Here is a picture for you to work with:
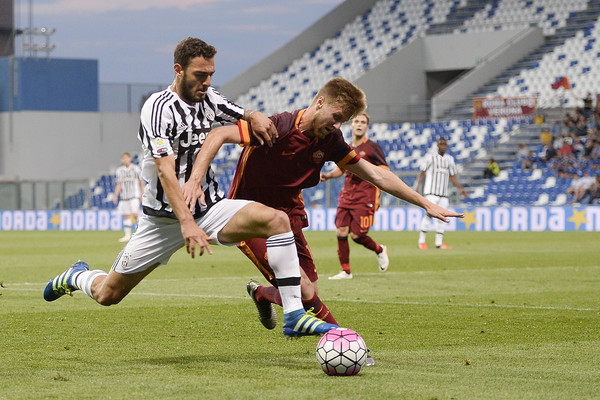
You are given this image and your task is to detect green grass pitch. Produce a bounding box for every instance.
[1,230,599,399]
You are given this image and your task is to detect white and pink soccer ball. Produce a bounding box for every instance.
[315,327,367,376]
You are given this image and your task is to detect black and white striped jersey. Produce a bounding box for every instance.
[138,86,244,219]
[115,164,142,200]
[420,152,457,198]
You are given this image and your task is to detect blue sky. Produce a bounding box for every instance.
[14,0,344,86]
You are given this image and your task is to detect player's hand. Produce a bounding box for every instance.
[320,172,328,183]
[181,220,212,258]
[425,204,464,223]
[182,180,206,212]
[461,189,468,198]
[249,111,278,147]
[113,197,118,205]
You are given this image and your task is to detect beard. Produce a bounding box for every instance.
[179,73,204,104]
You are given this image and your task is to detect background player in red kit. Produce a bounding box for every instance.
[182,78,463,332]
[320,112,389,280]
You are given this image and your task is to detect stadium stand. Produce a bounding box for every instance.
[63,0,600,210]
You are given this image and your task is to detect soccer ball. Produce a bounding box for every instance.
[315,327,367,376]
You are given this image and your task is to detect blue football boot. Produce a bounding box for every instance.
[43,260,89,302]
[282,309,338,338]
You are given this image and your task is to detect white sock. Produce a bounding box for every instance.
[435,219,445,247]
[123,219,132,237]
[74,269,108,299]
[418,216,429,244]
[435,232,444,247]
[266,231,303,314]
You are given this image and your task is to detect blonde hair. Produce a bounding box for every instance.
[312,78,367,120]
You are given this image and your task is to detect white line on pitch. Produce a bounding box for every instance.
[5,264,600,287]
[9,287,596,312]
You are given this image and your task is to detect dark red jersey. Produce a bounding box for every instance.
[337,137,388,210]
[229,109,359,226]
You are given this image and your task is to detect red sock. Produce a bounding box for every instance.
[255,285,282,306]
[353,235,382,254]
[337,236,350,265]
[303,293,338,325]
[341,263,351,273]
[256,285,338,325]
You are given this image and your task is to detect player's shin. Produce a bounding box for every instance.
[265,231,304,314]
[352,235,382,253]
[303,294,338,325]
[74,270,108,299]
[337,236,350,266]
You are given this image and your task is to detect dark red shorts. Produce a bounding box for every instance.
[237,228,318,285]
[335,206,375,235]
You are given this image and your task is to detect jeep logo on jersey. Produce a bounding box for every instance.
[179,130,207,148]
[312,150,325,163]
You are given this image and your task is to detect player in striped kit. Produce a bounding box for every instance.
[416,137,468,250]
[43,37,339,339]
[113,152,144,242]
[320,113,390,280]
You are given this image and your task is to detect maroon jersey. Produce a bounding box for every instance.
[229,109,359,227]
[337,137,388,210]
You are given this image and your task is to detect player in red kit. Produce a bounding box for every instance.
[182,78,463,334]
[320,113,389,280]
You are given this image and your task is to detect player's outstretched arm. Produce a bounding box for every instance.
[154,155,212,257]
[344,159,464,222]
[182,125,241,210]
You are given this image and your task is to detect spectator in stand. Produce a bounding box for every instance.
[584,132,598,158]
[522,150,537,171]
[517,143,530,163]
[483,158,499,179]
[583,93,594,119]
[534,111,545,125]
[541,138,557,163]
[540,126,553,145]
[572,137,585,159]
[586,175,600,204]
[550,120,561,137]
[573,108,588,136]
[558,139,573,156]
[566,173,581,199]
[572,171,595,203]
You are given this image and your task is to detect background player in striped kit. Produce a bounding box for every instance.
[416,137,468,250]
[113,152,144,242]
[320,112,390,280]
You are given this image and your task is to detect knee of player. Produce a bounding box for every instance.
[268,209,291,233]
[351,234,365,243]
[350,232,362,241]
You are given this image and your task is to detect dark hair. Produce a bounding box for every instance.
[313,77,367,120]
[174,37,217,68]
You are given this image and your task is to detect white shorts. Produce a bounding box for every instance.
[425,194,449,210]
[112,199,253,274]
[118,198,141,215]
